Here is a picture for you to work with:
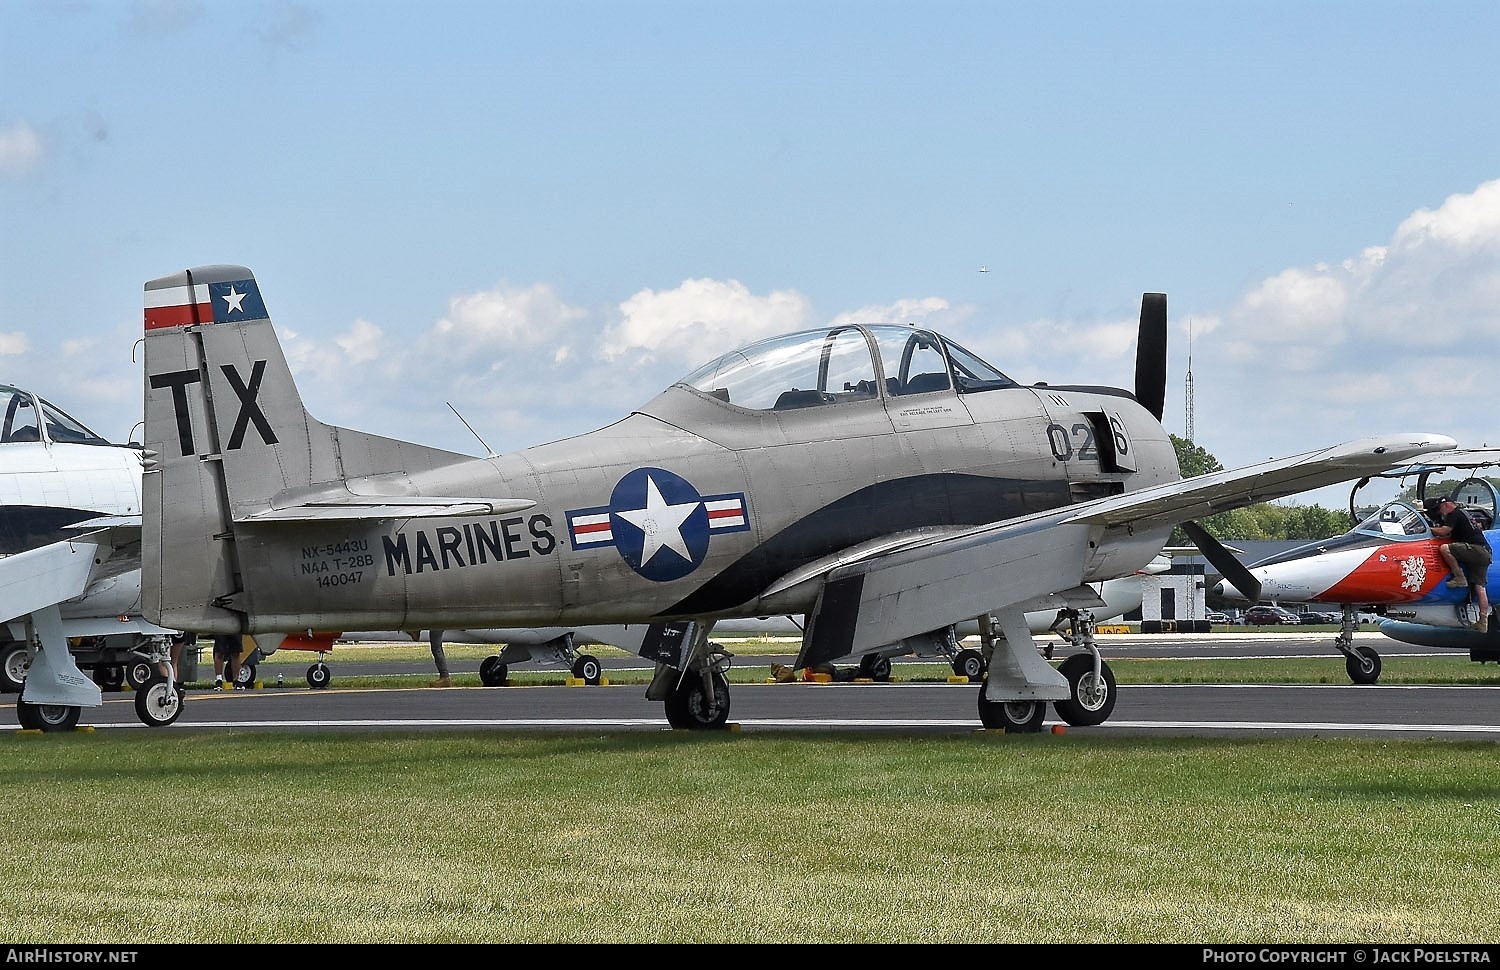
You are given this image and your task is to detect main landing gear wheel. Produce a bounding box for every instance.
[306,662,331,689]
[952,648,986,681]
[0,642,29,693]
[236,662,257,688]
[134,676,183,727]
[479,656,508,687]
[571,654,603,685]
[126,660,155,691]
[976,682,1046,733]
[664,671,731,730]
[858,655,892,682]
[16,700,81,732]
[1345,645,1381,685]
[1052,654,1117,727]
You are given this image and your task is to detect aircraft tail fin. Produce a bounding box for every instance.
[140,265,470,634]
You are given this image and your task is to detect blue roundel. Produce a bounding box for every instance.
[609,467,709,582]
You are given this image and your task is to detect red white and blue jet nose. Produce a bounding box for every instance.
[1215,540,1458,607]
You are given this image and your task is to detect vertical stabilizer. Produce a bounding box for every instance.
[140,265,468,633]
[142,266,267,633]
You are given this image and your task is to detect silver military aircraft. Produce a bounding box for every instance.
[137,264,1453,731]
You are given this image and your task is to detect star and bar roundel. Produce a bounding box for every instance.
[564,467,750,582]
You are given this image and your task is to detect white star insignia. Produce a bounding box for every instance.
[221,287,248,315]
[617,475,698,566]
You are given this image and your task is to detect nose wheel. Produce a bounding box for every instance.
[134,675,184,727]
[1343,644,1381,685]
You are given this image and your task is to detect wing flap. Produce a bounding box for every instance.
[801,521,1092,665]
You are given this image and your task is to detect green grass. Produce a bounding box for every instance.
[3,731,1500,943]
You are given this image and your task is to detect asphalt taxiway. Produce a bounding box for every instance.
[15,631,1500,739]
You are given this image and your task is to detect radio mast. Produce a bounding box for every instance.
[1184,317,1195,443]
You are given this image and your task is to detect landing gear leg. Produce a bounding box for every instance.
[1050,609,1117,726]
[973,607,1071,730]
[647,622,733,730]
[1335,605,1381,684]
[14,605,99,732]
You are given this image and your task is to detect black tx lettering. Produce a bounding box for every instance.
[220,360,278,450]
[149,369,204,457]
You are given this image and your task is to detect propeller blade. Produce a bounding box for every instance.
[1181,519,1262,603]
[1134,292,1167,422]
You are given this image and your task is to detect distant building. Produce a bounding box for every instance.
[1125,540,1311,622]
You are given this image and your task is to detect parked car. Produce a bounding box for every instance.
[1299,611,1338,625]
[1206,611,1230,624]
[1243,605,1301,625]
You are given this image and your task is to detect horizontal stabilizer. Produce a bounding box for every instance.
[238,495,536,523]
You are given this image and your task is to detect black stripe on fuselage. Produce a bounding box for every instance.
[663,473,1070,617]
[0,505,105,556]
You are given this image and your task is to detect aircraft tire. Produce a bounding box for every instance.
[1345,645,1382,685]
[952,648,986,681]
[134,676,183,727]
[125,660,155,691]
[306,662,332,690]
[858,655,892,682]
[1053,654,1117,727]
[976,684,1046,733]
[95,665,126,692]
[236,662,257,688]
[479,656,508,687]
[17,701,81,732]
[572,654,602,685]
[15,700,39,730]
[0,642,30,693]
[663,671,731,730]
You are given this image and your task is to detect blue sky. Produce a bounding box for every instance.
[4,0,1499,511]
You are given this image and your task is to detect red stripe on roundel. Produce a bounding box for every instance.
[1319,543,1447,604]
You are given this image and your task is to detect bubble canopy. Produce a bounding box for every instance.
[676,324,1017,412]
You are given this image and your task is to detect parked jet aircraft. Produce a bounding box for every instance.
[137,264,1452,731]
[0,383,184,729]
[1213,449,1500,683]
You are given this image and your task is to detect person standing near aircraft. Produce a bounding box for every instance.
[428,630,452,688]
[160,631,195,690]
[1432,495,1492,633]
[212,633,244,690]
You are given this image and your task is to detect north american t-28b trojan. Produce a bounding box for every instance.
[138,264,1452,731]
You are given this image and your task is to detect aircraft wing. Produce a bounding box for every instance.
[801,432,1455,665]
[0,537,104,624]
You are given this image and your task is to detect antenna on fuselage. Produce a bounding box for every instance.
[447,402,497,459]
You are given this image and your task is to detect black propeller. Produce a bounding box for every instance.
[1134,292,1167,422]
[1181,519,1263,604]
